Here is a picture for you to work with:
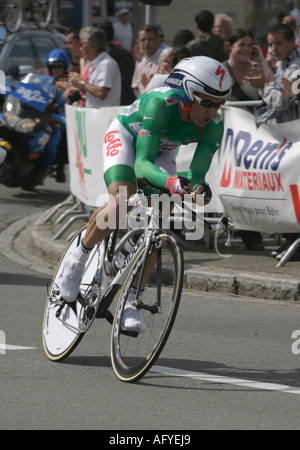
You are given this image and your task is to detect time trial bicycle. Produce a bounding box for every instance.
[42,178,208,383]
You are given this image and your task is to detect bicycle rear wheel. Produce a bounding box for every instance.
[111,232,184,382]
[43,226,103,362]
[32,0,53,28]
[1,0,22,33]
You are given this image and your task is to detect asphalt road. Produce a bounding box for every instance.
[1,177,300,431]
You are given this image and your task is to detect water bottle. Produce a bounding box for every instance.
[114,234,140,270]
[274,73,282,90]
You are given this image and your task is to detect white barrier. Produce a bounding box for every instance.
[65,104,300,233]
[65,104,125,207]
[217,106,300,233]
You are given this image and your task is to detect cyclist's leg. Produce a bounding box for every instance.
[82,180,136,250]
[129,148,177,290]
[111,232,184,382]
[57,181,135,302]
[58,119,136,302]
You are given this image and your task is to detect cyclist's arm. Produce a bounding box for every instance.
[187,119,224,189]
[134,97,170,189]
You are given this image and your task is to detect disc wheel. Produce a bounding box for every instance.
[111,233,184,382]
[42,226,103,362]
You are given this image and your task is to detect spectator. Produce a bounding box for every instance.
[131,24,161,97]
[289,0,300,27]
[98,20,136,105]
[282,14,300,51]
[223,27,272,102]
[145,46,191,91]
[144,47,173,91]
[222,28,273,251]
[254,24,300,125]
[172,29,195,47]
[68,27,121,108]
[187,10,228,62]
[266,15,300,70]
[155,22,170,53]
[249,24,300,254]
[113,8,134,52]
[56,27,89,106]
[65,27,81,73]
[213,13,233,41]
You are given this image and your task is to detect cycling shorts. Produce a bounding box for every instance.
[103,118,176,188]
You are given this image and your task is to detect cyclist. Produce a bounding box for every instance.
[57,56,232,332]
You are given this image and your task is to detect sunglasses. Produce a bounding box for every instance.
[194,94,225,109]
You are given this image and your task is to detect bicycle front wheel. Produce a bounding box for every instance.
[111,233,184,382]
[43,226,103,362]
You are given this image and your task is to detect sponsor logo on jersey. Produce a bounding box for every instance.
[105,130,122,157]
[139,128,152,137]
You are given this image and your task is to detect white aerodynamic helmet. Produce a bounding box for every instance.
[165,56,232,103]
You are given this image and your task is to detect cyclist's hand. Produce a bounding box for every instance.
[193,183,212,205]
[165,175,193,197]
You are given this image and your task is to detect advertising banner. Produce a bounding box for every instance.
[65,104,125,207]
[217,106,300,233]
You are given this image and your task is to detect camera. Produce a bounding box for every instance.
[68,90,82,104]
[251,48,258,56]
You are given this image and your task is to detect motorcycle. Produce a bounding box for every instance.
[0,72,65,190]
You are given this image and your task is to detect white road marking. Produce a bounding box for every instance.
[0,344,36,352]
[151,365,300,395]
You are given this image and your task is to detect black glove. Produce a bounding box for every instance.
[177,176,192,193]
[198,183,212,200]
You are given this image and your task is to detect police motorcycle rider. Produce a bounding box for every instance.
[0,63,66,190]
[45,48,70,183]
[57,56,232,332]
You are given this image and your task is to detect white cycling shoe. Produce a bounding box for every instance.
[57,245,90,302]
[122,289,147,334]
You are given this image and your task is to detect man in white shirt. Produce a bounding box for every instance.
[131,24,161,97]
[69,27,121,108]
[113,8,133,52]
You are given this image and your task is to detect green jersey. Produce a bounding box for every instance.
[117,86,224,190]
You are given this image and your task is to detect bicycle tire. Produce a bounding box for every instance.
[1,0,22,33]
[42,226,103,362]
[32,0,53,28]
[111,232,184,382]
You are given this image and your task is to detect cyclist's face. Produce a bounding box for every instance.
[188,93,225,128]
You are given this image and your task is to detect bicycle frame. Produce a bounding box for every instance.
[94,190,164,322]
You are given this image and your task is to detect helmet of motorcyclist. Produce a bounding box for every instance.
[46,49,70,75]
[165,56,232,104]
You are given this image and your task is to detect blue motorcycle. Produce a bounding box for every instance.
[0,73,65,190]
